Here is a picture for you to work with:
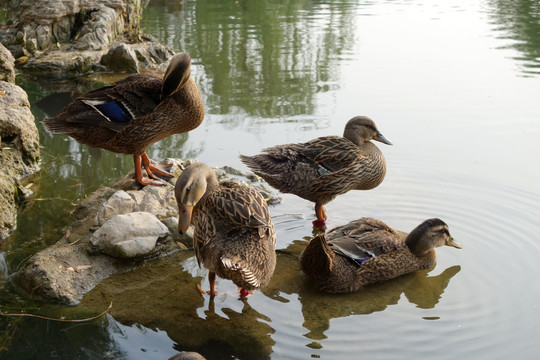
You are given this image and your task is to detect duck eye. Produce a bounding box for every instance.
[438,228,449,236]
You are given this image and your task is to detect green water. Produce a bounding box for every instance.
[1,0,540,359]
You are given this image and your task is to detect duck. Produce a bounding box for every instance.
[299,217,462,293]
[42,52,205,186]
[175,162,277,298]
[239,116,392,229]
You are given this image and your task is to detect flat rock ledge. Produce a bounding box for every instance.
[12,159,281,304]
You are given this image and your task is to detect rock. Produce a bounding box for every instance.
[94,190,138,226]
[73,5,119,51]
[11,159,272,303]
[88,212,169,259]
[101,43,139,73]
[0,0,176,79]
[12,242,120,305]
[0,81,40,239]
[161,216,193,249]
[0,44,16,83]
[138,185,177,218]
[101,41,175,73]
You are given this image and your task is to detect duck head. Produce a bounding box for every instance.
[344,116,393,146]
[162,53,192,97]
[174,163,219,234]
[405,218,462,257]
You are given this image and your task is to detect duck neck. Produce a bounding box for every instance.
[405,235,437,268]
[197,171,219,208]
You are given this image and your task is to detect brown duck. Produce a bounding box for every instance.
[299,217,462,293]
[43,53,205,186]
[175,162,277,298]
[240,116,392,229]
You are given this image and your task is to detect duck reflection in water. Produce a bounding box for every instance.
[262,238,461,342]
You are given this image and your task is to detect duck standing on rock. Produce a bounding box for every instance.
[299,217,462,293]
[240,116,392,229]
[43,52,205,186]
[175,162,277,298]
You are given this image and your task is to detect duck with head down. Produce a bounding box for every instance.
[240,116,392,230]
[175,162,277,298]
[43,52,205,187]
[299,217,462,293]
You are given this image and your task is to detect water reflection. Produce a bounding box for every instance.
[486,0,540,76]
[80,251,275,360]
[2,0,540,358]
[263,239,461,342]
[142,0,357,120]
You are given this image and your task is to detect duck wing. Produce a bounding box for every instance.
[302,136,360,173]
[45,74,163,134]
[193,182,274,269]
[327,218,404,265]
[303,136,384,194]
[207,181,273,233]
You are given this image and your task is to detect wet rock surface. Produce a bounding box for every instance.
[12,159,281,304]
[0,75,40,239]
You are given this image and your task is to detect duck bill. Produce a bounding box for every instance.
[374,132,393,145]
[178,204,194,234]
[445,237,463,249]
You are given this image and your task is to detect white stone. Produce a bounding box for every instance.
[94,190,138,226]
[89,212,169,258]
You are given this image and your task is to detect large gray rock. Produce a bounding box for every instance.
[88,212,169,259]
[0,81,40,239]
[0,0,174,79]
[0,44,15,83]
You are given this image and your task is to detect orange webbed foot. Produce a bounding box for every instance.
[141,153,173,179]
[196,284,218,297]
[136,176,167,187]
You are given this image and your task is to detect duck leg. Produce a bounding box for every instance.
[133,155,164,186]
[196,272,217,296]
[141,152,173,179]
[312,203,327,230]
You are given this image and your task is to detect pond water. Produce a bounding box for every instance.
[1,0,540,359]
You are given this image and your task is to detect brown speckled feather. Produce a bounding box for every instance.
[240,117,390,208]
[326,217,404,258]
[191,179,276,290]
[300,217,460,293]
[42,53,204,156]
